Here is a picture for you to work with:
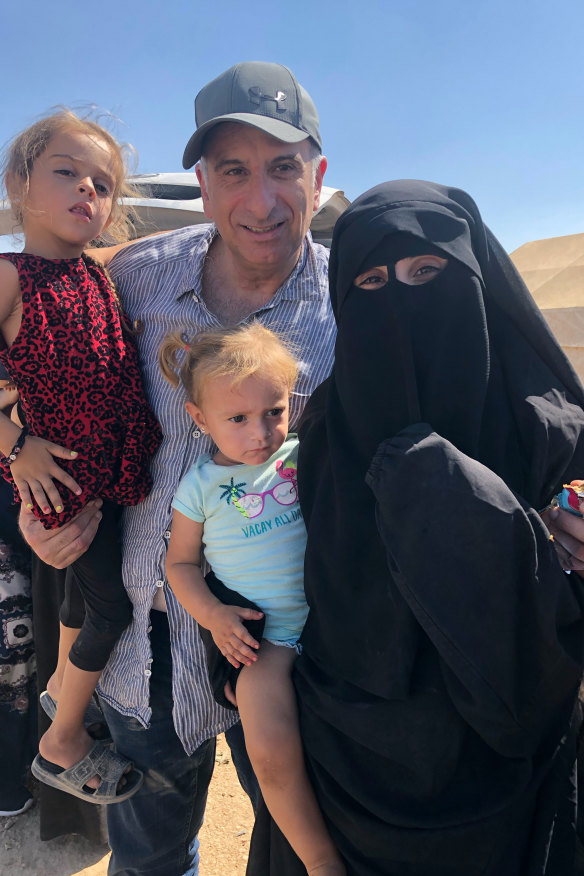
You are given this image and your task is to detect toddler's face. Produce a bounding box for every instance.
[186,373,290,467]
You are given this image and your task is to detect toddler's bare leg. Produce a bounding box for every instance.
[237,642,345,876]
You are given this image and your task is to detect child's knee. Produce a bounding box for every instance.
[245,724,299,788]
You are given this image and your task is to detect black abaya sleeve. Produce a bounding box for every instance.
[366,424,584,760]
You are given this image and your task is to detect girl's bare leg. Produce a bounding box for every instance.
[46,622,79,700]
[40,624,106,790]
[237,642,346,876]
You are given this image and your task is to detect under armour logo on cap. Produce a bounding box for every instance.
[248,87,287,112]
[183,61,322,168]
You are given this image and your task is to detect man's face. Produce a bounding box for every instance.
[196,123,326,273]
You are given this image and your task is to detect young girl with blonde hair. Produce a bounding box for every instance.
[161,322,345,876]
[0,110,161,803]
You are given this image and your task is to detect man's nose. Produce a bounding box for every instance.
[77,177,96,198]
[247,174,277,217]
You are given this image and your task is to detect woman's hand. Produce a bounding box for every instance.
[11,435,82,516]
[542,480,584,576]
[209,603,263,669]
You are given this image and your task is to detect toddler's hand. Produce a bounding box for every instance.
[209,603,263,669]
[10,435,82,517]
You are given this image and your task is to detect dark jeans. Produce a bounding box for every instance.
[99,610,215,876]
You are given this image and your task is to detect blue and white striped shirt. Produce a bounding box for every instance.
[97,224,335,754]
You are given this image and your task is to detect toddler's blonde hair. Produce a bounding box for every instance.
[159,323,299,404]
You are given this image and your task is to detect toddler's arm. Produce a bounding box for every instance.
[166,509,263,668]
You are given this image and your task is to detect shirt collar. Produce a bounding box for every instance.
[178,227,324,304]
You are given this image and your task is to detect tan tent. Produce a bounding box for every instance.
[511,231,584,382]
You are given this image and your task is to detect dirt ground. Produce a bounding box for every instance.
[0,734,253,876]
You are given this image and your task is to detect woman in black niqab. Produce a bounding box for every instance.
[247,181,584,876]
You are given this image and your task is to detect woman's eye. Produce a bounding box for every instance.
[55,169,74,177]
[354,266,389,289]
[95,182,111,195]
[395,256,448,285]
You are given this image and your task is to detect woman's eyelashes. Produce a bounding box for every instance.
[354,266,389,289]
[354,256,448,290]
[396,256,448,285]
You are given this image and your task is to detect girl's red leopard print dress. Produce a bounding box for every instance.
[0,252,162,529]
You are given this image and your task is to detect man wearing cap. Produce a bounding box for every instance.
[20,61,333,876]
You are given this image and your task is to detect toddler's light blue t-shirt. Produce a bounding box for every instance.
[172,435,308,640]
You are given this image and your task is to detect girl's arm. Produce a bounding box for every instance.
[0,260,82,515]
[166,509,263,668]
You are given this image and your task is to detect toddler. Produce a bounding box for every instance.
[161,323,345,876]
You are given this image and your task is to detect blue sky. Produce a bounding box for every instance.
[2,0,583,253]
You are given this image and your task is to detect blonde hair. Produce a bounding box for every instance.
[159,323,298,405]
[2,108,140,244]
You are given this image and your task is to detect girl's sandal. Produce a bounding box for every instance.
[31,742,143,804]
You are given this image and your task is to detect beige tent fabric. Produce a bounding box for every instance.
[511,232,584,382]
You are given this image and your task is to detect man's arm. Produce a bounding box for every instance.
[87,231,174,267]
[19,500,103,569]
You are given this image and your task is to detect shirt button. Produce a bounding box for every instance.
[164,530,171,539]
[155,579,164,588]
[144,669,152,677]
[147,625,152,633]
[133,318,144,334]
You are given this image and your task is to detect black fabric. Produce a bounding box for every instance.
[199,570,265,711]
[247,180,584,875]
[60,501,132,672]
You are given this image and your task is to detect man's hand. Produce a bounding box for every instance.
[543,480,584,577]
[19,499,103,569]
[209,603,262,669]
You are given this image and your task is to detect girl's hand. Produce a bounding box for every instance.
[10,435,82,516]
[208,603,263,669]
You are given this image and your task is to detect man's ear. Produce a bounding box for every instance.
[185,400,207,432]
[312,155,327,212]
[195,163,213,221]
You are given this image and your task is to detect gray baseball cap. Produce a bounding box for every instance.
[182,61,322,169]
